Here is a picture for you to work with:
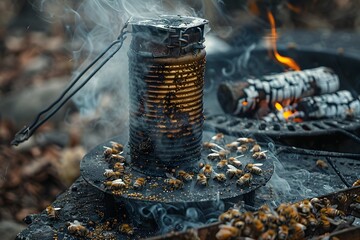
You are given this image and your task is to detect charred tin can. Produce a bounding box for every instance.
[128,16,208,175]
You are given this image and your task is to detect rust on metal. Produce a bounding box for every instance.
[128,16,208,174]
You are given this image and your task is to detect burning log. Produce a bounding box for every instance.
[290,90,360,120]
[217,67,340,117]
[264,90,360,122]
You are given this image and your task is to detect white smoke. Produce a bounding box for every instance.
[33,0,229,148]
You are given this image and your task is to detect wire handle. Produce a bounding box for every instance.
[11,21,129,146]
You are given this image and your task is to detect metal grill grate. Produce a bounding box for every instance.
[204,113,360,136]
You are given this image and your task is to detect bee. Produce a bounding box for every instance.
[310,197,321,208]
[133,177,146,189]
[299,216,308,226]
[123,175,132,185]
[103,147,114,158]
[105,179,126,189]
[228,209,241,220]
[164,177,184,190]
[196,173,208,186]
[277,225,289,240]
[233,220,245,230]
[316,159,328,169]
[177,170,193,182]
[201,164,213,177]
[237,137,255,144]
[252,151,267,160]
[277,203,288,214]
[110,154,125,163]
[298,199,313,214]
[245,163,263,175]
[337,193,348,205]
[353,179,360,187]
[110,141,123,152]
[237,144,248,154]
[259,204,271,214]
[242,211,254,224]
[226,165,243,179]
[250,144,261,153]
[113,162,125,173]
[320,214,331,231]
[46,206,61,219]
[225,141,240,151]
[211,149,230,159]
[213,173,226,182]
[258,229,276,240]
[322,198,331,207]
[284,205,300,221]
[207,153,220,161]
[307,213,318,228]
[276,215,287,225]
[257,211,269,224]
[218,210,232,223]
[228,156,243,167]
[237,173,252,186]
[290,221,306,240]
[218,149,230,159]
[311,197,331,209]
[67,220,89,237]
[252,218,265,233]
[103,146,120,156]
[119,223,134,235]
[103,169,121,178]
[203,142,224,151]
[242,224,253,237]
[320,207,344,217]
[212,133,224,141]
[217,159,228,169]
[215,224,239,240]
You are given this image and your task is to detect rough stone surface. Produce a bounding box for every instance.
[16,177,105,240]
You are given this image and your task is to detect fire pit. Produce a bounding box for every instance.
[14,11,360,240]
[204,48,360,153]
[80,15,274,232]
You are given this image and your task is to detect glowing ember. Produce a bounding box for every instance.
[274,102,283,111]
[275,102,298,121]
[267,11,301,71]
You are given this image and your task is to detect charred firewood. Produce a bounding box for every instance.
[290,90,360,120]
[217,67,339,117]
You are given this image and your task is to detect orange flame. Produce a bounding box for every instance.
[286,3,301,14]
[267,11,301,71]
[274,102,283,111]
[248,0,260,16]
[275,102,295,120]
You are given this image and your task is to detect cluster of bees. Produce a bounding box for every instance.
[215,196,352,240]
[102,141,137,192]
[160,134,268,190]
[199,134,268,187]
[100,134,268,193]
